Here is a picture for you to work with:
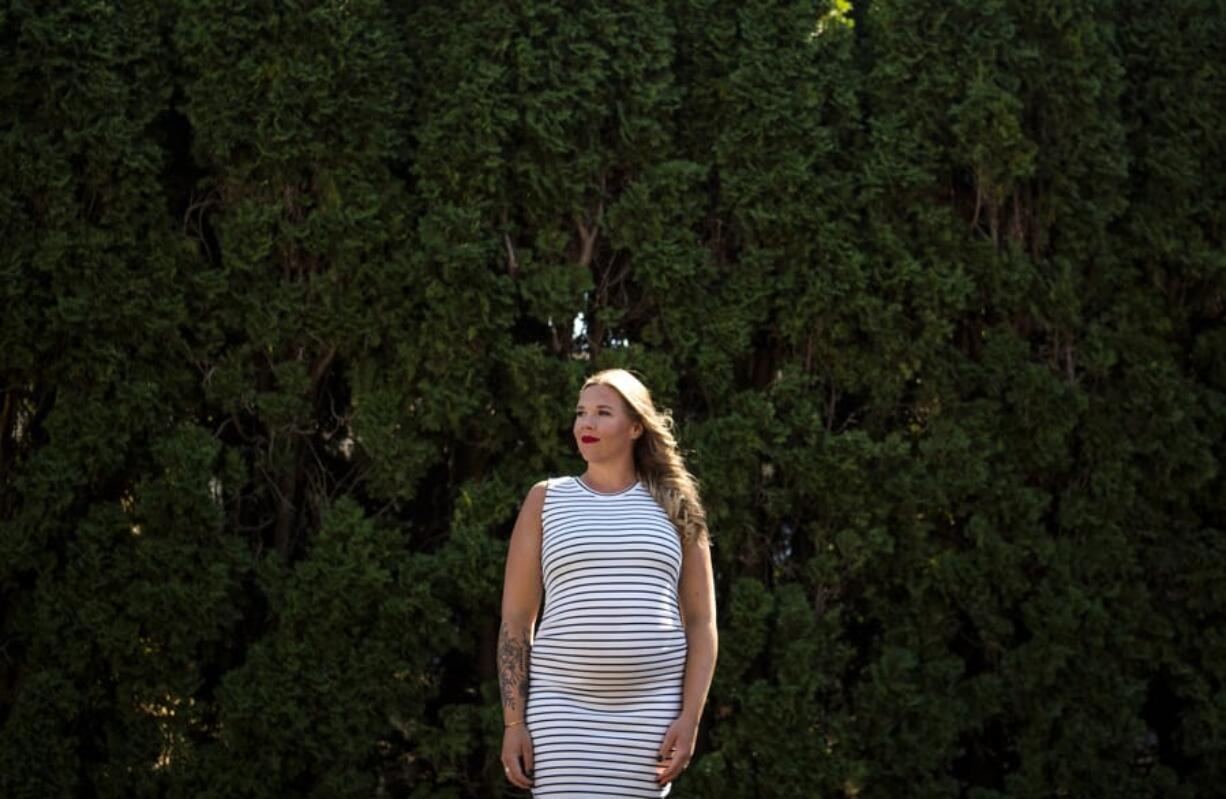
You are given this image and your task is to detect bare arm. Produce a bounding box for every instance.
[678,534,717,723]
[498,481,547,724]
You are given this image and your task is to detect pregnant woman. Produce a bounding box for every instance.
[498,368,718,797]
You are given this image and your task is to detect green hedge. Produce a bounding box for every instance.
[1,1,1223,797]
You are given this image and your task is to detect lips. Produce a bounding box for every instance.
[580,435,600,443]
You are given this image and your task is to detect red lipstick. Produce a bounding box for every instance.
[580,435,600,443]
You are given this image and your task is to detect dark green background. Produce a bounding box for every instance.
[2,1,1223,796]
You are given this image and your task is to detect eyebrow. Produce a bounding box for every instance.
[575,404,614,410]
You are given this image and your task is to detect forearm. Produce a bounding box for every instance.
[498,618,533,723]
[680,619,718,723]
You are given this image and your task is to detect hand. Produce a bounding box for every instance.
[501,724,535,790]
[656,714,698,786]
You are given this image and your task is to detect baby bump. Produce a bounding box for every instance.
[530,629,686,695]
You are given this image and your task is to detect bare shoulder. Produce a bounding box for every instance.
[526,478,550,506]
[514,479,551,530]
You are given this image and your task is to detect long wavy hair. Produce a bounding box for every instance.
[578,368,710,548]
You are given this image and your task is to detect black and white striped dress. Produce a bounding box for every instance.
[526,474,687,798]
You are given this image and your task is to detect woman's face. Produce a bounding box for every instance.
[573,384,641,460]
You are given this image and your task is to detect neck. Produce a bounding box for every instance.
[581,467,638,492]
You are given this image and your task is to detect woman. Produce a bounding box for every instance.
[498,368,718,797]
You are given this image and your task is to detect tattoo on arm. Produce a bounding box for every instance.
[498,621,531,712]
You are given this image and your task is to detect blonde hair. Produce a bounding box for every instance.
[578,368,710,548]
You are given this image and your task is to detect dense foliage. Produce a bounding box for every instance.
[2,1,1223,797]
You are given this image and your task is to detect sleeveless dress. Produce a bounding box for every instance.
[526,475,687,798]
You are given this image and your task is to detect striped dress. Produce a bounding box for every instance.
[526,474,687,798]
